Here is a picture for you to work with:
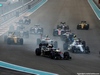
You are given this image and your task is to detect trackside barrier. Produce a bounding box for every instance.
[0,61,58,75]
[0,0,40,24]
[88,0,100,20]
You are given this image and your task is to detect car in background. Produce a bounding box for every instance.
[30,25,43,35]
[60,30,74,41]
[63,38,90,54]
[57,22,69,30]
[19,30,29,38]
[16,24,25,31]
[16,16,31,25]
[77,21,89,30]
[4,32,23,45]
[37,35,58,48]
[53,22,69,36]
[35,43,72,60]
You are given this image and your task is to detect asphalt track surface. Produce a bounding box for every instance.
[0,0,100,75]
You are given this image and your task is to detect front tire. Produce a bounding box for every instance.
[63,52,71,60]
[35,48,41,56]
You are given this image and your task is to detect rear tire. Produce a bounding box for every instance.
[63,52,71,60]
[20,38,23,45]
[77,25,80,29]
[53,30,58,36]
[7,38,11,45]
[86,24,89,30]
[85,46,90,54]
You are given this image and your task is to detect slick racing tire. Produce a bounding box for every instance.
[85,46,90,54]
[86,24,89,30]
[35,48,41,56]
[53,30,58,36]
[7,38,11,45]
[77,25,80,29]
[20,38,23,45]
[63,52,71,60]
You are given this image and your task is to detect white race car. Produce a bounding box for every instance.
[63,38,90,54]
[37,35,58,48]
[30,25,43,34]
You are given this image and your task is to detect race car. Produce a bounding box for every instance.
[17,25,25,31]
[35,43,72,60]
[30,25,43,34]
[19,30,29,38]
[53,28,66,36]
[53,22,69,36]
[57,22,69,30]
[37,35,58,48]
[77,21,89,30]
[4,32,23,45]
[63,38,90,54]
[60,30,74,41]
[17,16,31,25]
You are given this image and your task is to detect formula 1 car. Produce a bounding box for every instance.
[53,28,66,36]
[30,25,43,34]
[57,22,69,30]
[37,35,58,48]
[19,30,29,38]
[53,22,69,36]
[63,38,90,54]
[77,21,89,30]
[17,16,31,25]
[60,30,74,41]
[17,25,25,31]
[35,43,72,60]
[4,32,23,45]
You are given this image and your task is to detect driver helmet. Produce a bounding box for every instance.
[48,44,53,48]
[73,34,76,38]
